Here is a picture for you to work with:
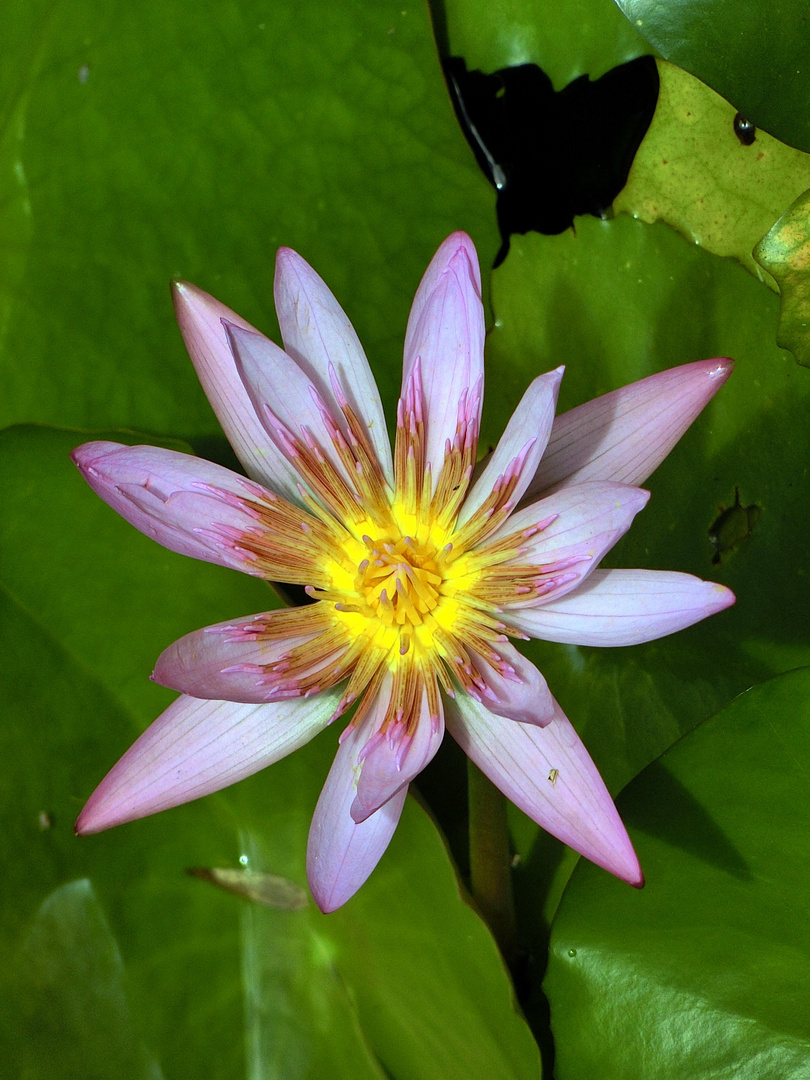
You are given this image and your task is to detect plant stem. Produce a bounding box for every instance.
[467,759,517,963]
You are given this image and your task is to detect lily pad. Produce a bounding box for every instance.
[615,61,810,285]
[546,667,810,1080]
[0,0,495,437]
[614,0,810,153]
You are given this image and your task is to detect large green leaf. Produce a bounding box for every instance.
[0,424,541,1080]
[546,668,810,1079]
[13,879,164,1080]
[613,0,810,153]
[0,0,495,437]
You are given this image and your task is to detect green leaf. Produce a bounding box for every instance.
[754,189,810,366]
[545,668,810,1080]
[12,880,163,1080]
[437,0,650,85]
[615,61,810,284]
[613,0,810,153]
[0,424,542,1080]
[0,0,495,438]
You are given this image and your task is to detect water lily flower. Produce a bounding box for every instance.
[73,233,734,911]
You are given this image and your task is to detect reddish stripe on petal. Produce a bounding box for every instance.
[350,674,445,823]
[71,442,273,573]
[401,234,485,493]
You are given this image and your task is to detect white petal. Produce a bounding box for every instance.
[492,482,650,607]
[76,690,342,834]
[226,324,354,487]
[505,568,736,646]
[446,693,642,885]
[460,367,563,526]
[526,358,734,498]
[307,725,408,913]
[274,247,393,483]
[172,281,304,501]
[72,442,272,573]
[401,233,485,487]
[351,678,444,823]
[472,644,555,727]
[152,610,325,703]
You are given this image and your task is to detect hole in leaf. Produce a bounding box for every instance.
[444,55,659,264]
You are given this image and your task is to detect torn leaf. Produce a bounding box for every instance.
[753,189,810,367]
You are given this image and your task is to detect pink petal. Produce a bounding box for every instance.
[401,233,485,486]
[152,611,324,703]
[403,232,482,363]
[172,281,304,502]
[505,568,736,646]
[525,358,734,499]
[75,689,342,835]
[459,367,564,526]
[71,442,271,573]
[446,693,643,886]
[225,324,356,488]
[350,676,445,823]
[494,482,650,607]
[472,643,555,727]
[307,727,408,912]
[274,247,393,483]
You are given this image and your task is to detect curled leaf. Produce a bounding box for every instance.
[753,188,810,366]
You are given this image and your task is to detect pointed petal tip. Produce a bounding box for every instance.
[432,231,481,293]
[274,244,307,272]
[706,356,734,382]
[617,849,644,888]
[310,885,342,914]
[74,797,118,837]
[170,279,219,321]
[712,583,736,612]
[273,245,311,289]
[592,830,644,888]
[222,320,261,350]
[443,230,475,255]
[71,440,128,477]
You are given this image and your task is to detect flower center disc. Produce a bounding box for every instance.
[358,536,442,628]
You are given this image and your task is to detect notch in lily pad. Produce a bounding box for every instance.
[708,487,760,564]
[754,188,810,366]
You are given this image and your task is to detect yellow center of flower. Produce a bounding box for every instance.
[230,367,551,726]
[357,535,442,628]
